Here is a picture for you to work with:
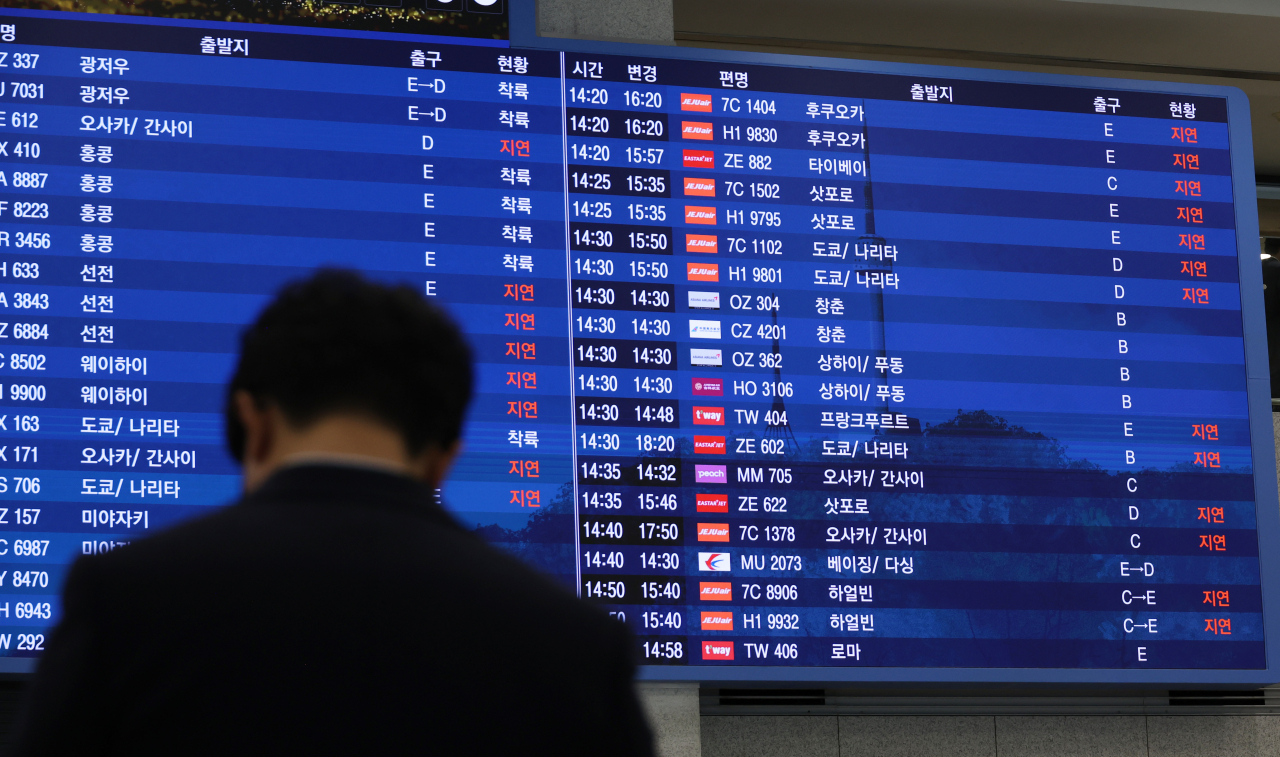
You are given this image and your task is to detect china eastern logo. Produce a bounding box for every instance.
[699,581,732,601]
[693,406,724,425]
[681,121,714,140]
[694,436,726,455]
[683,149,714,169]
[702,641,735,660]
[701,611,733,631]
[697,522,730,541]
[681,93,713,112]
[698,552,731,571]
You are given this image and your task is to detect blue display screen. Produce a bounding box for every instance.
[0,8,1271,683]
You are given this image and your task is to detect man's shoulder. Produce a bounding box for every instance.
[79,486,617,633]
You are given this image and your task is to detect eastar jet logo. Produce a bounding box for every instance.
[692,378,723,396]
[683,149,715,169]
[698,552,731,571]
[687,262,719,281]
[682,121,714,140]
[701,611,734,630]
[693,406,724,425]
[694,436,727,455]
[697,522,730,541]
[695,465,727,484]
[702,641,735,660]
[685,206,716,225]
[700,581,732,600]
[684,177,716,197]
[697,493,729,512]
[681,93,713,112]
[686,234,718,253]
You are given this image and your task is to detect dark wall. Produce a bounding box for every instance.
[1263,238,1280,400]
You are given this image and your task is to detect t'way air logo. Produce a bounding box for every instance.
[692,406,724,424]
[702,641,735,660]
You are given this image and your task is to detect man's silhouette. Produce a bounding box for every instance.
[11,270,654,756]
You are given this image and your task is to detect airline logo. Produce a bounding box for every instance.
[689,319,721,339]
[683,149,715,169]
[698,552,731,571]
[695,464,728,484]
[694,436,727,456]
[684,177,716,197]
[692,406,725,425]
[688,291,720,310]
[700,581,732,601]
[686,234,718,253]
[697,493,729,513]
[682,121,714,140]
[702,641,735,660]
[681,92,713,112]
[690,348,722,367]
[687,262,719,281]
[701,611,734,631]
[685,206,716,225]
[697,522,730,541]
[692,378,723,396]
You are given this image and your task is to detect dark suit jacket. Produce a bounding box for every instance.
[10,465,654,756]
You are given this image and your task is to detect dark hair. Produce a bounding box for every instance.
[224,269,473,463]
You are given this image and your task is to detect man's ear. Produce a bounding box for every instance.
[234,390,274,465]
[411,441,462,488]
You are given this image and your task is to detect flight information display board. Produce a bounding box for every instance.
[0,6,1273,684]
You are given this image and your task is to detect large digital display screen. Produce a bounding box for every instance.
[0,5,1273,684]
